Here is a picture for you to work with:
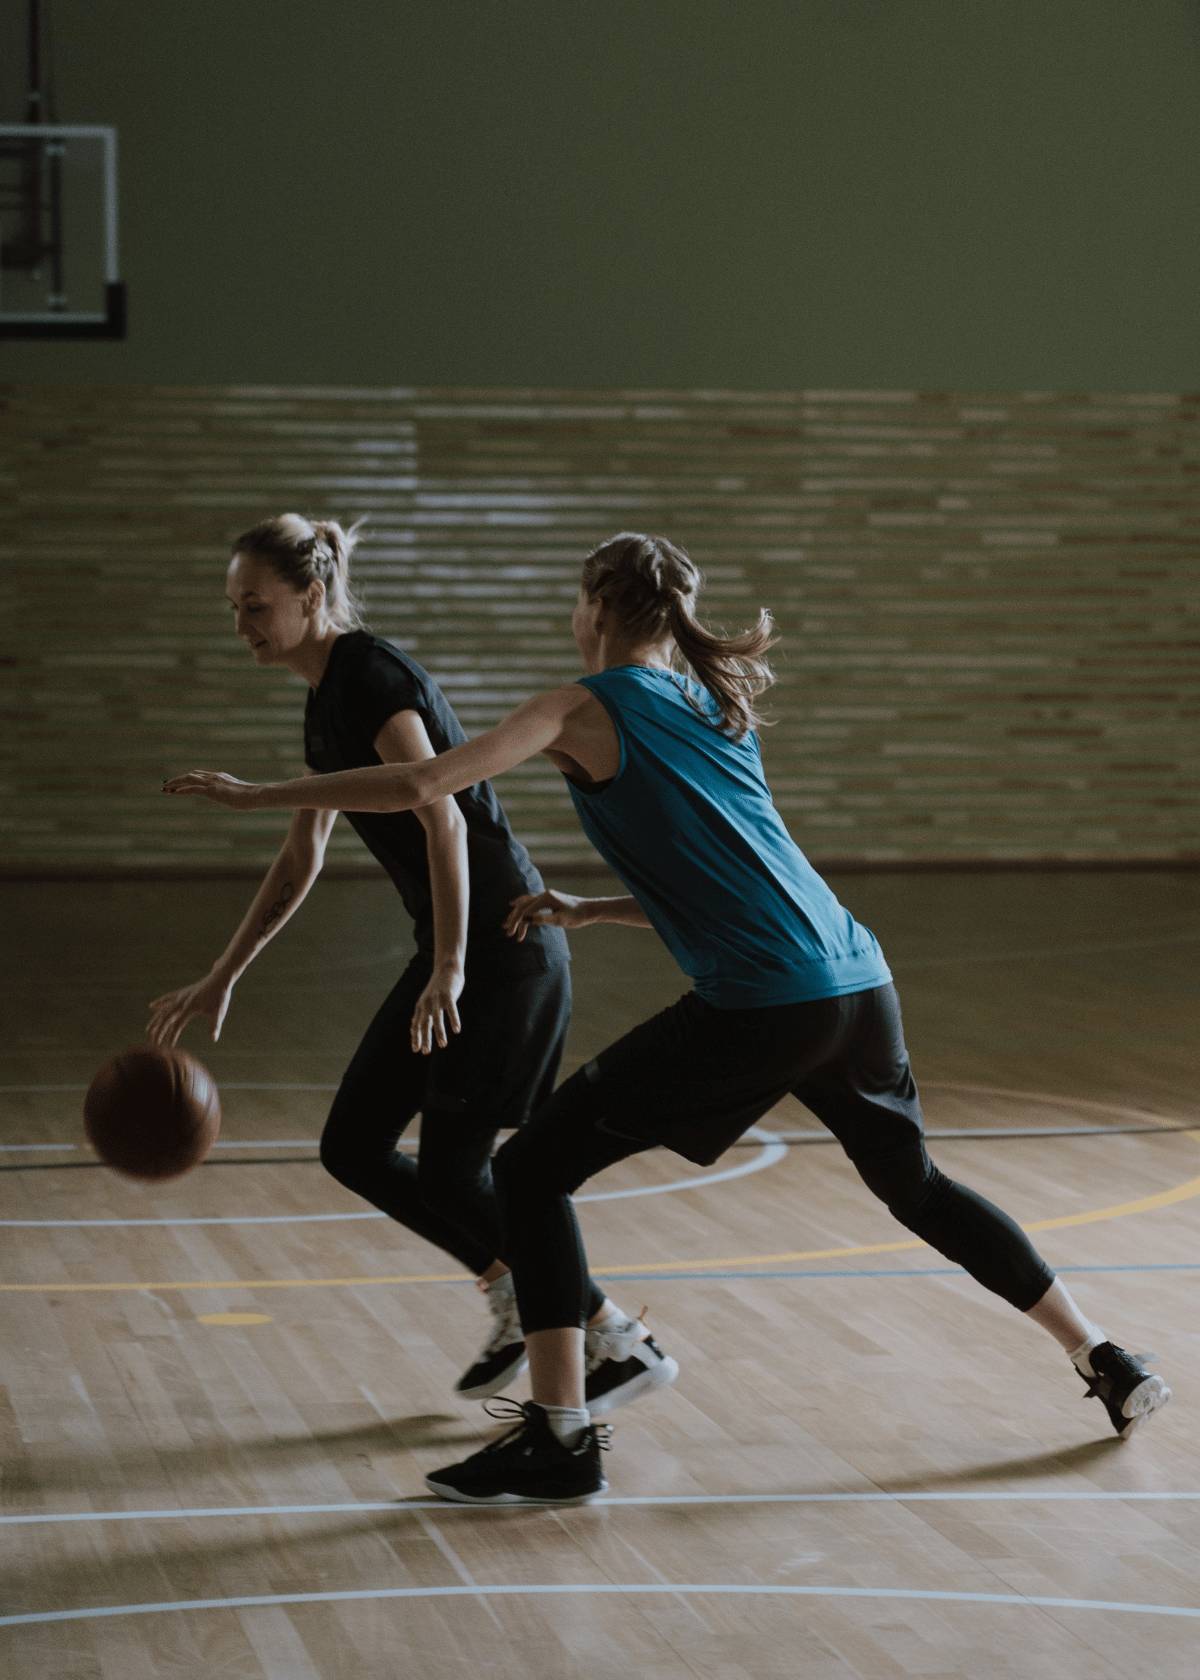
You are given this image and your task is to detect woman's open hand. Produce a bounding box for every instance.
[163,771,263,809]
[411,964,464,1055]
[503,889,593,941]
[147,972,234,1047]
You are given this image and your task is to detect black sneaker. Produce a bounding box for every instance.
[1078,1341,1171,1438]
[584,1313,679,1416]
[455,1280,528,1400]
[425,1400,610,1505]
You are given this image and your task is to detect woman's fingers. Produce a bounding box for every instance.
[148,982,226,1049]
[162,771,253,808]
[162,770,223,791]
[508,907,556,940]
[410,990,462,1054]
[505,890,547,927]
[145,1005,171,1042]
[505,891,556,940]
[158,1001,203,1048]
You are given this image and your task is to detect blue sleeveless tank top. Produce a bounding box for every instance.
[565,666,891,1008]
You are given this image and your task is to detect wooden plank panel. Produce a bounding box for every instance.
[2,385,1197,873]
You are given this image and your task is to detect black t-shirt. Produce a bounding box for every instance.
[304,632,562,968]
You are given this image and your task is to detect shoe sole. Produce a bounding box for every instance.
[587,1353,680,1417]
[455,1352,529,1401]
[424,1475,608,1506]
[1117,1374,1171,1435]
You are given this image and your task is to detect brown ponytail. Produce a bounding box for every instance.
[232,513,368,631]
[581,532,777,739]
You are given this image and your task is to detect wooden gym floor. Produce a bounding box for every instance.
[1,870,1197,1679]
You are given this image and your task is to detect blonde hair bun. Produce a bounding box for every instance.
[232,513,368,631]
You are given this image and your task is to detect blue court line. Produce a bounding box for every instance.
[593,1261,1200,1282]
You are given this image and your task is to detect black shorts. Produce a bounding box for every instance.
[497,977,1055,1324]
[579,981,922,1165]
[418,929,572,1128]
[318,927,572,1277]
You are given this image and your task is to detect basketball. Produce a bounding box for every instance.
[83,1045,221,1180]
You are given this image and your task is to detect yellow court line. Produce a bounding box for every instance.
[2,1132,1198,1297]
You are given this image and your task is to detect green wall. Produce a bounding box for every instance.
[4,0,1198,390]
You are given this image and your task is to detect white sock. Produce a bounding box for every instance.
[540,1403,590,1448]
[1068,1327,1107,1377]
[587,1300,645,1338]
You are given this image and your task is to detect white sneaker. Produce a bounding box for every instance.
[455,1278,528,1400]
[584,1313,679,1415]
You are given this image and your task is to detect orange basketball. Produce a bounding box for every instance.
[84,1045,221,1180]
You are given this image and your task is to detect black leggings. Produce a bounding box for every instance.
[493,984,1056,1333]
[320,946,607,1318]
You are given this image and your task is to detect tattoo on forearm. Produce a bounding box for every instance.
[258,881,295,940]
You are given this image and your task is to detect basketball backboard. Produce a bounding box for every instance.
[0,123,125,337]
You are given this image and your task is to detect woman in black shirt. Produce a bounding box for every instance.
[149,514,652,1402]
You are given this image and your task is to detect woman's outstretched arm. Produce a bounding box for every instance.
[503,890,653,938]
[164,687,589,813]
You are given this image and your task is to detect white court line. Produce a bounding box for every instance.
[0,1143,77,1152]
[4,1489,1200,1527]
[0,1077,1190,1231]
[0,1128,786,1225]
[0,1124,1180,1156]
[3,1580,1200,1630]
[413,1509,504,1630]
[2,1076,1187,1125]
[582,1126,785,1203]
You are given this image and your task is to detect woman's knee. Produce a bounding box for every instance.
[318,1110,357,1184]
[416,1138,492,1219]
[491,1125,575,1208]
[318,1091,387,1187]
[852,1140,942,1223]
[490,1129,528,1201]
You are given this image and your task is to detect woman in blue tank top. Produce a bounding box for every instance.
[167,531,1170,1505]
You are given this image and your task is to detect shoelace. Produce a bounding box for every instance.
[479,1397,612,1454]
[478,1396,539,1453]
[482,1395,532,1424]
